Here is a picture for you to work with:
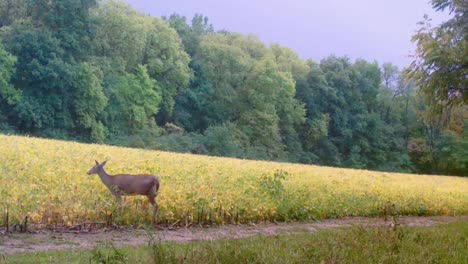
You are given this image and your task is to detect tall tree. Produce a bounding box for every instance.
[4,25,74,135]
[3,0,105,140]
[29,0,97,60]
[73,63,107,142]
[237,57,293,159]
[193,33,253,124]
[168,14,216,132]
[0,43,19,105]
[166,13,213,57]
[296,60,330,162]
[93,2,190,124]
[103,65,161,135]
[408,0,467,113]
[297,56,409,170]
[0,0,29,27]
[381,62,400,92]
[92,0,151,71]
[144,18,191,124]
[270,44,309,82]
[268,45,308,161]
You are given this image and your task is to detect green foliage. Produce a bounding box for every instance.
[169,14,214,131]
[238,57,291,158]
[259,170,288,198]
[156,132,204,153]
[90,121,106,143]
[92,0,151,71]
[202,122,245,157]
[145,18,191,123]
[92,1,190,124]
[4,25,75,133]
[89,242,128,264]
[29,0,98,60]
[195,33,253,123]
[270,43,309,82]
[434,129,468,176]
[0,0,29,27]
[104,65,160,134]
[166,13,213,57]
[298,56,398,169]
[409,117,468,176]
[303,113,329,146]
[174,70,214,132]
[73,63,107,142]
[0,43,19,105]
[408,0,467,112]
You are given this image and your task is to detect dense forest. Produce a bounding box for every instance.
[0,0,466,175]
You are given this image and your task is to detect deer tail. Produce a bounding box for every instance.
[154,176,160,193]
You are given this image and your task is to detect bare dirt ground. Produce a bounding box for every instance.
[1,216,467,255]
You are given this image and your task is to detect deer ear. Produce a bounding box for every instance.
[95,160,99,165]
[101,160,107,167]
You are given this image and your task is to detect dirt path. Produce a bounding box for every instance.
[1,216,467,255]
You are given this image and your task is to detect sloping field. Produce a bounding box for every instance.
[1,134,467,226]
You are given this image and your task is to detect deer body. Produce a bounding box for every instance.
[87,161,160,222]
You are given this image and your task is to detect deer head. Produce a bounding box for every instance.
[87,160,107,175]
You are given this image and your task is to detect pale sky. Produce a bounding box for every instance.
[124,0,451,69]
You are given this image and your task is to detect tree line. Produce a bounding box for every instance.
[0,0,466,175]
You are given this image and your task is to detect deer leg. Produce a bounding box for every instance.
[114,193,122,204]
[148,195,159,225]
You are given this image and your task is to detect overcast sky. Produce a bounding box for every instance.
[124,0,450,69]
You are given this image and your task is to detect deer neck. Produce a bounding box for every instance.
[97,167,113,188]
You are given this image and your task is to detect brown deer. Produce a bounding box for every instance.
[87,160,160,223]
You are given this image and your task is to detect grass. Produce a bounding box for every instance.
[1,134,467,227]
[4,221,468,263]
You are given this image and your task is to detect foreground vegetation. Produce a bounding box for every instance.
[1,135,467,227]
[5,221,468,263]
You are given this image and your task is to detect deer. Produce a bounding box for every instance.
[87,160,160,224]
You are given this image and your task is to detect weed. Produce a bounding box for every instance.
[89,242,128,264]
[259,170,288,197]
[144,227,177,263]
